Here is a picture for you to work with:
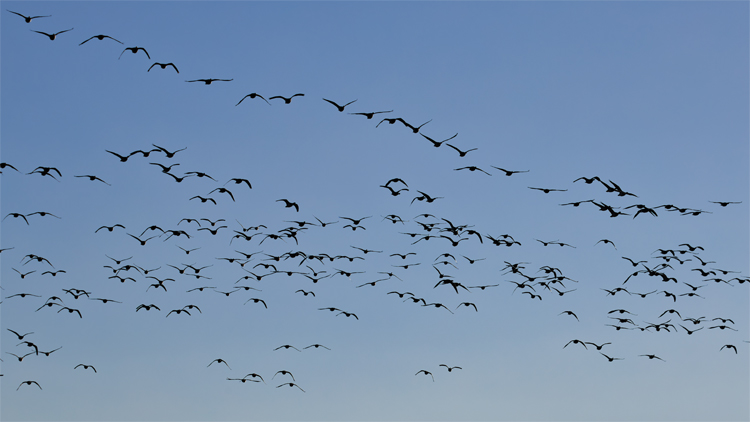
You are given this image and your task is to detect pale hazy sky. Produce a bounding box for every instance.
[1,2,748,421]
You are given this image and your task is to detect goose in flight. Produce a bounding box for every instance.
[74,364,97,373]
[80,34,122,45]
[17,380,42,390]
[276,382,305,392]
[148,62,179,73]
[640,354,665,361]
[415,370,434,381]
[323,98,357,111]
[269,93,304,103]
[445,143,478,157]
[421,132,457,147]
[273,370,295,381]
[600,353,623,362]
[207,359,231,369]
[528,186,566,193]
[119,46,150,59]
[276,199,299,212]
[32,28,73,40]
[186,78,233,84]
[492,167,529,176]
[563,339,587,350]
[304,344,331,350]
[236,93,270,106]
[349,110,392,119]
[74,174,110,185]
[7,10,50,23]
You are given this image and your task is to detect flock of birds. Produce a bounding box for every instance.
[2,7,748,402]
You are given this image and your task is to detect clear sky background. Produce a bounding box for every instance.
[1,1,748,421]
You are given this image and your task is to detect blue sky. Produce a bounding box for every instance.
[1,1,748,420]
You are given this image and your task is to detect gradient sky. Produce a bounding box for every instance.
[1,1,748,421]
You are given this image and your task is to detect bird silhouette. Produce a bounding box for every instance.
[148,62,179,73]
[119,46,150,59]
[152,144,187,158]
[492,167,529,176]
[4,213,29,225]
[276,199,299,212]
[186,78,233,84]
[349,110,392,119]
[304,344,331,350]
[445,143,478,157]
[640,354,665,362]
[400,119,432,133]
[32,28,73,40]
[563,339,587,349]
[236,93,270,106]
[57,307,82,318]
[595,239,617,249]
[421,132,457,147]
[528,186,566,193]
[207,359,231,369]
[415,370,434,381]
[7,329,34,340]
[720,345,738,354]
[454,166,491,176]
[273,370,295,381]
[600,353,623,362]
[276,383,305,392]
[74,364,97,373]
[80,34,122,45]
[269,93,304,103]
[7,10,50,22]
[559,311,579,321]
[74,175,111,185]
[323,98,357,111]
[17,380,42,390]
[0,162,20,172]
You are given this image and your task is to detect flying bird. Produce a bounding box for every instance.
[269,93,304,103]
[323,98,357,111]
[559,311,579,321]
[151,144,187,158]
[445,143,478,157]
[31,28,73,40]
[74,175,111,185]
[7,10,50,23]
[415,370,435,381]
[528,186,566,193]
[236,93,270,106]
[492,167,529,176]
[276,199,299,212]
[303,344,331,350]
[349,110,392,119]
[225,178,252,189]
[186,78,233,84]
[148,62,179,73]
[720,345,738,354]
[276,383,305,392]
[119,46,150,59]
[421,132,457,147]
[17,380,42,390]
[80,34,122,45]
[7,329,34,340]
[74,364,97,373]
[454,166,491,176]
[274,345,301,352]
[595,239,617,249]
[207,359,231,369]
